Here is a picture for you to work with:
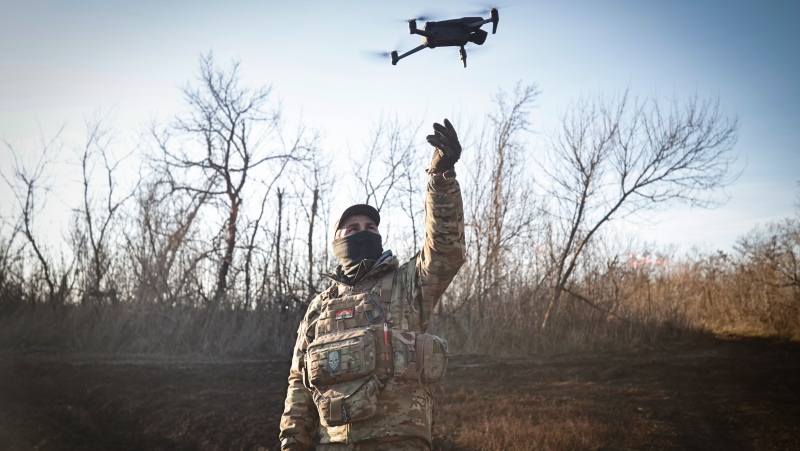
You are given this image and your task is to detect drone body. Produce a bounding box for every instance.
[391,8,499,67]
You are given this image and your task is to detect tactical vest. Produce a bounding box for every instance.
[304,263,449,427]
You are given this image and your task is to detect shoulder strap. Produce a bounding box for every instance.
[369,270,395,327]
[377,271,396,374]
[379,271,393,306]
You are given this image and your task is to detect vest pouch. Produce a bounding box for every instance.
[313,375,379,427]
[390,330,449,384]
[390,329,419,380]
[416,333,449,384]
[316,293,384,336]
[307,327,377,387]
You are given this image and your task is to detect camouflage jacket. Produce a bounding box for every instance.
[279,172,465,450]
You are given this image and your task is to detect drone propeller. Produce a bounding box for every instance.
[362,50,394,60]
[362,35,408,62]
[461,5,501,34]
[465,7,495,15]
[362,46,403,65]
[463,3,514,15]
[403,7,449,22]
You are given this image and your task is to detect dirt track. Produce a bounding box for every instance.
[1,335,798,450]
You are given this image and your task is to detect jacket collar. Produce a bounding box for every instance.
[321,250,398,288]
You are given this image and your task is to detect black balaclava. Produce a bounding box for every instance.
[332,230,383,284]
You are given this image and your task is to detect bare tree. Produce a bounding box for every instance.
[352,115,421,213]
[396,132,426,256]
[482,84,541,293]
[125,178,213,306]
[449,84,541,348]
[153,52,307,306]
[274,187,285,300]
[242,185,271,309]
[737,217,800,290]
[75,114,134,305]
[0,218,24,306]
[297,147,332,302]
[539,90,739,329]
[1,127,70,307]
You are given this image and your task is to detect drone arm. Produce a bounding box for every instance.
[466,18,492,29]
[393,44,427,65]
[408,20,436,38]
[467,9,499,34]
[412,29,436,39]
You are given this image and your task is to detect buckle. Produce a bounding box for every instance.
[364,299,384,323]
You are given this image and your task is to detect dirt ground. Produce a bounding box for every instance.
[1,334,798,450]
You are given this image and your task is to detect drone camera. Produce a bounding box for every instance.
[468,28,488,45]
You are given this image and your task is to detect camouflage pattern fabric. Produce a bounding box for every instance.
[316,436,431,450]
[279,172,465,450]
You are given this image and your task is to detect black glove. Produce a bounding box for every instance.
[426,118,462,174]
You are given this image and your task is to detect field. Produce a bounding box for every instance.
[2,334,798,450]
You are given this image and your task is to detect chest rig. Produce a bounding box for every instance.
[304,261,449,427]
[306,270,395,388]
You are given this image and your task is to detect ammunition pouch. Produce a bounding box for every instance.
[391,330,449,384]
[313,374,380,427]
[307,327,382,387]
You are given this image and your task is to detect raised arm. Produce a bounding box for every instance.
[417,119,466,328]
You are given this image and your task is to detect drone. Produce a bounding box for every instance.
[389,8,499,68]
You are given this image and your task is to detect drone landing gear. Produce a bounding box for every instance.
[390,45,426,65]
[459,45,467,68]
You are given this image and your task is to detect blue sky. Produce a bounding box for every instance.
[1,0,798,252]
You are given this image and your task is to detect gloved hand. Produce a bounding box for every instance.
[426,118,462,174]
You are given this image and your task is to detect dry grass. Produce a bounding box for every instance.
[434,388,648,450]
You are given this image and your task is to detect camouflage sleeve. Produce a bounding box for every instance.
[279,299,321,450]
[417,170,466,326]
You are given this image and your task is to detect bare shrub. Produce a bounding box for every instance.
[540,90,739,330]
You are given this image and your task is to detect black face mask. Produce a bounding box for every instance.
[332,230,383,269]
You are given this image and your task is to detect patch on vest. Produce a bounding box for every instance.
[334,308,354,320]
[327,350,341,372]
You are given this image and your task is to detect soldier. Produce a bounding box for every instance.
[279,119,466,451]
